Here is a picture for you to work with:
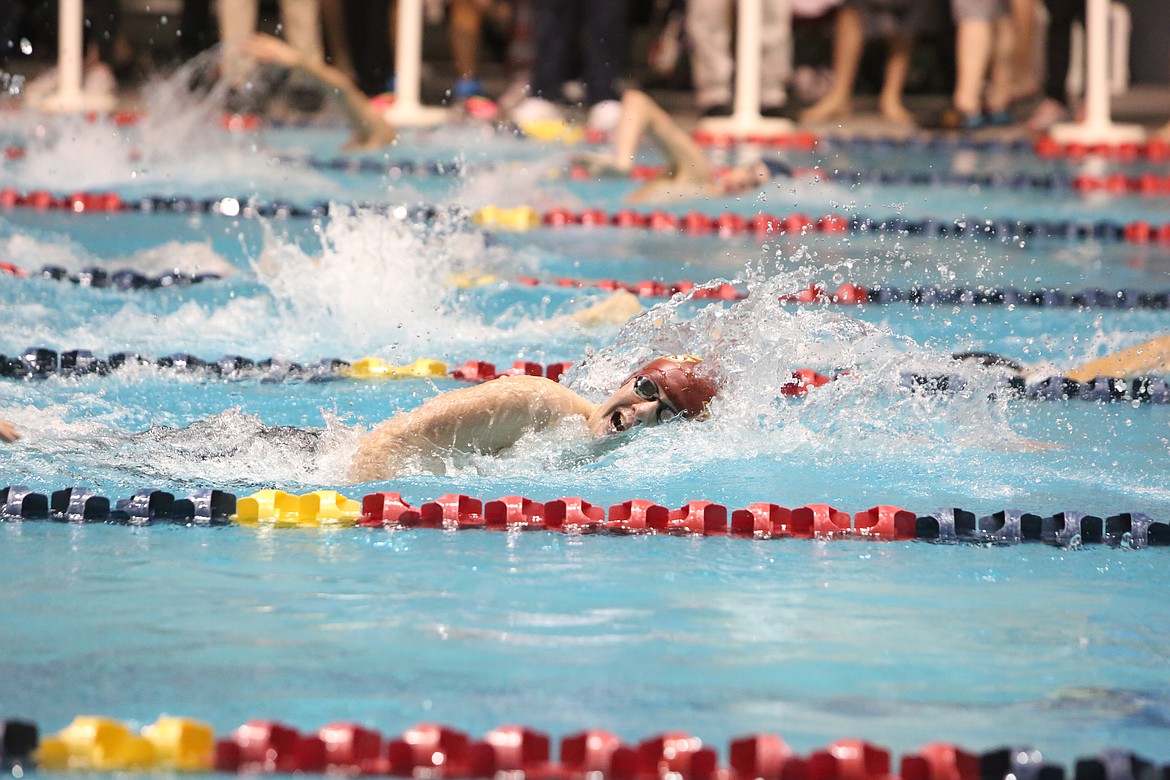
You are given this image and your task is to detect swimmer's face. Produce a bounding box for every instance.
[715,161,769,195]
[587,375,681,436]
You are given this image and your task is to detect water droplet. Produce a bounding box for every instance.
[20,38,32,55]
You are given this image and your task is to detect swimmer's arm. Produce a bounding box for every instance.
[243,34,396,150]
[349,376,593,482]
[546,290,643,329]
[616,90,713,185]
[0,419,18,443]
[571,91,713,187]
[1065,334,1170,381]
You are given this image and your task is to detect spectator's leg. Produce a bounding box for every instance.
[985,12,1014,113]
[800,4,862,122]
[344,0,391,94]
[85,0,122,66]
[279,0,325,64]
[320,0,357,81]
[179,0,215,58]
[218,0,259,84]
[582,0,628,105]
[879,32,915,123]
[687,0,733,111]
[449,0,485,95]
[952,12,992,116]
[758,0,792,110]
[1009,0,1038,98]
[529,0,578,101]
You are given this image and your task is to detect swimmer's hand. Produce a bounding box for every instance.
[0,419,20,443]
[243,33,304,69]
[570,152,632,178]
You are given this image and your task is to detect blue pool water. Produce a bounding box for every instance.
[2,76,1170,765]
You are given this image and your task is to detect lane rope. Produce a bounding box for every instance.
[6,190,1170,244]
[2,347,1168,405]
[0,261,219,289]
[6,715,1158,777]
[2,485,1167,548]
[11,253,1170,313]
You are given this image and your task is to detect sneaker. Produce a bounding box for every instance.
[510,96,563,124]
[586,99,622,133]
[454,77,485,100]
[928,105,984,131]
[700,103,732,118]
[760,103,795,120]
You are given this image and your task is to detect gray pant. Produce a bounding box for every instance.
[218,0,324,83]
[686,0,793,108]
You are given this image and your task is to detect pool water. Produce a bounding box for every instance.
[1,74,1170,765]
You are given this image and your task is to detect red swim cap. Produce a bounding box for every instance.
[627,355,719,419]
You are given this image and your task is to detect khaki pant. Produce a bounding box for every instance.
[686,0,793,108]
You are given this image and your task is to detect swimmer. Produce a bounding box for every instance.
[242,34,397,150]
[570,90,789,204]
[955,333,1170,382]
[0,419,18,443]
[349,354,718,482]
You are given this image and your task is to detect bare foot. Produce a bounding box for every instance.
[1025,98,1068,135]
[879,99,915,126]
[0,419,19,443]
[800,96,852,124]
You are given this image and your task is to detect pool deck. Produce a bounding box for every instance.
[4,53,1169,143]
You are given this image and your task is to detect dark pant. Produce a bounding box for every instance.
[1043,0,1086,105]
[86,0,122,64]
[345,0,392,95]
[179,0,216,57]
[529,0,628,105]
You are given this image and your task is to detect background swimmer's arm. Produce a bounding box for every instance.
[349,376,595,482]
[546,290,643,329]
[570,90,713,188]
[1064,334,1170,381]
[0,419,18,443]
[617,90,713,185]
[243,34,396,150]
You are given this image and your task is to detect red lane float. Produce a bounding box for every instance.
[349,493,925,541]
[484,495,546,529]
[901,743,980,780]
[386,723,470,777]
[16,715,1146,777]
[809,739,890,780]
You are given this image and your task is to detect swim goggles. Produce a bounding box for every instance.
[631,375,681,423]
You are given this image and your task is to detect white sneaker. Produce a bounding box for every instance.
[587,99,622,134]
[510,96,563,124]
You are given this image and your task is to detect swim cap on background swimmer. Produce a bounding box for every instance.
[627,355,719,419]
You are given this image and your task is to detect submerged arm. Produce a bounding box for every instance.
[243,34,396,150]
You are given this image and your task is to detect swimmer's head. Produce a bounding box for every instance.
[587,355,719,436]
[714,159,790,195]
